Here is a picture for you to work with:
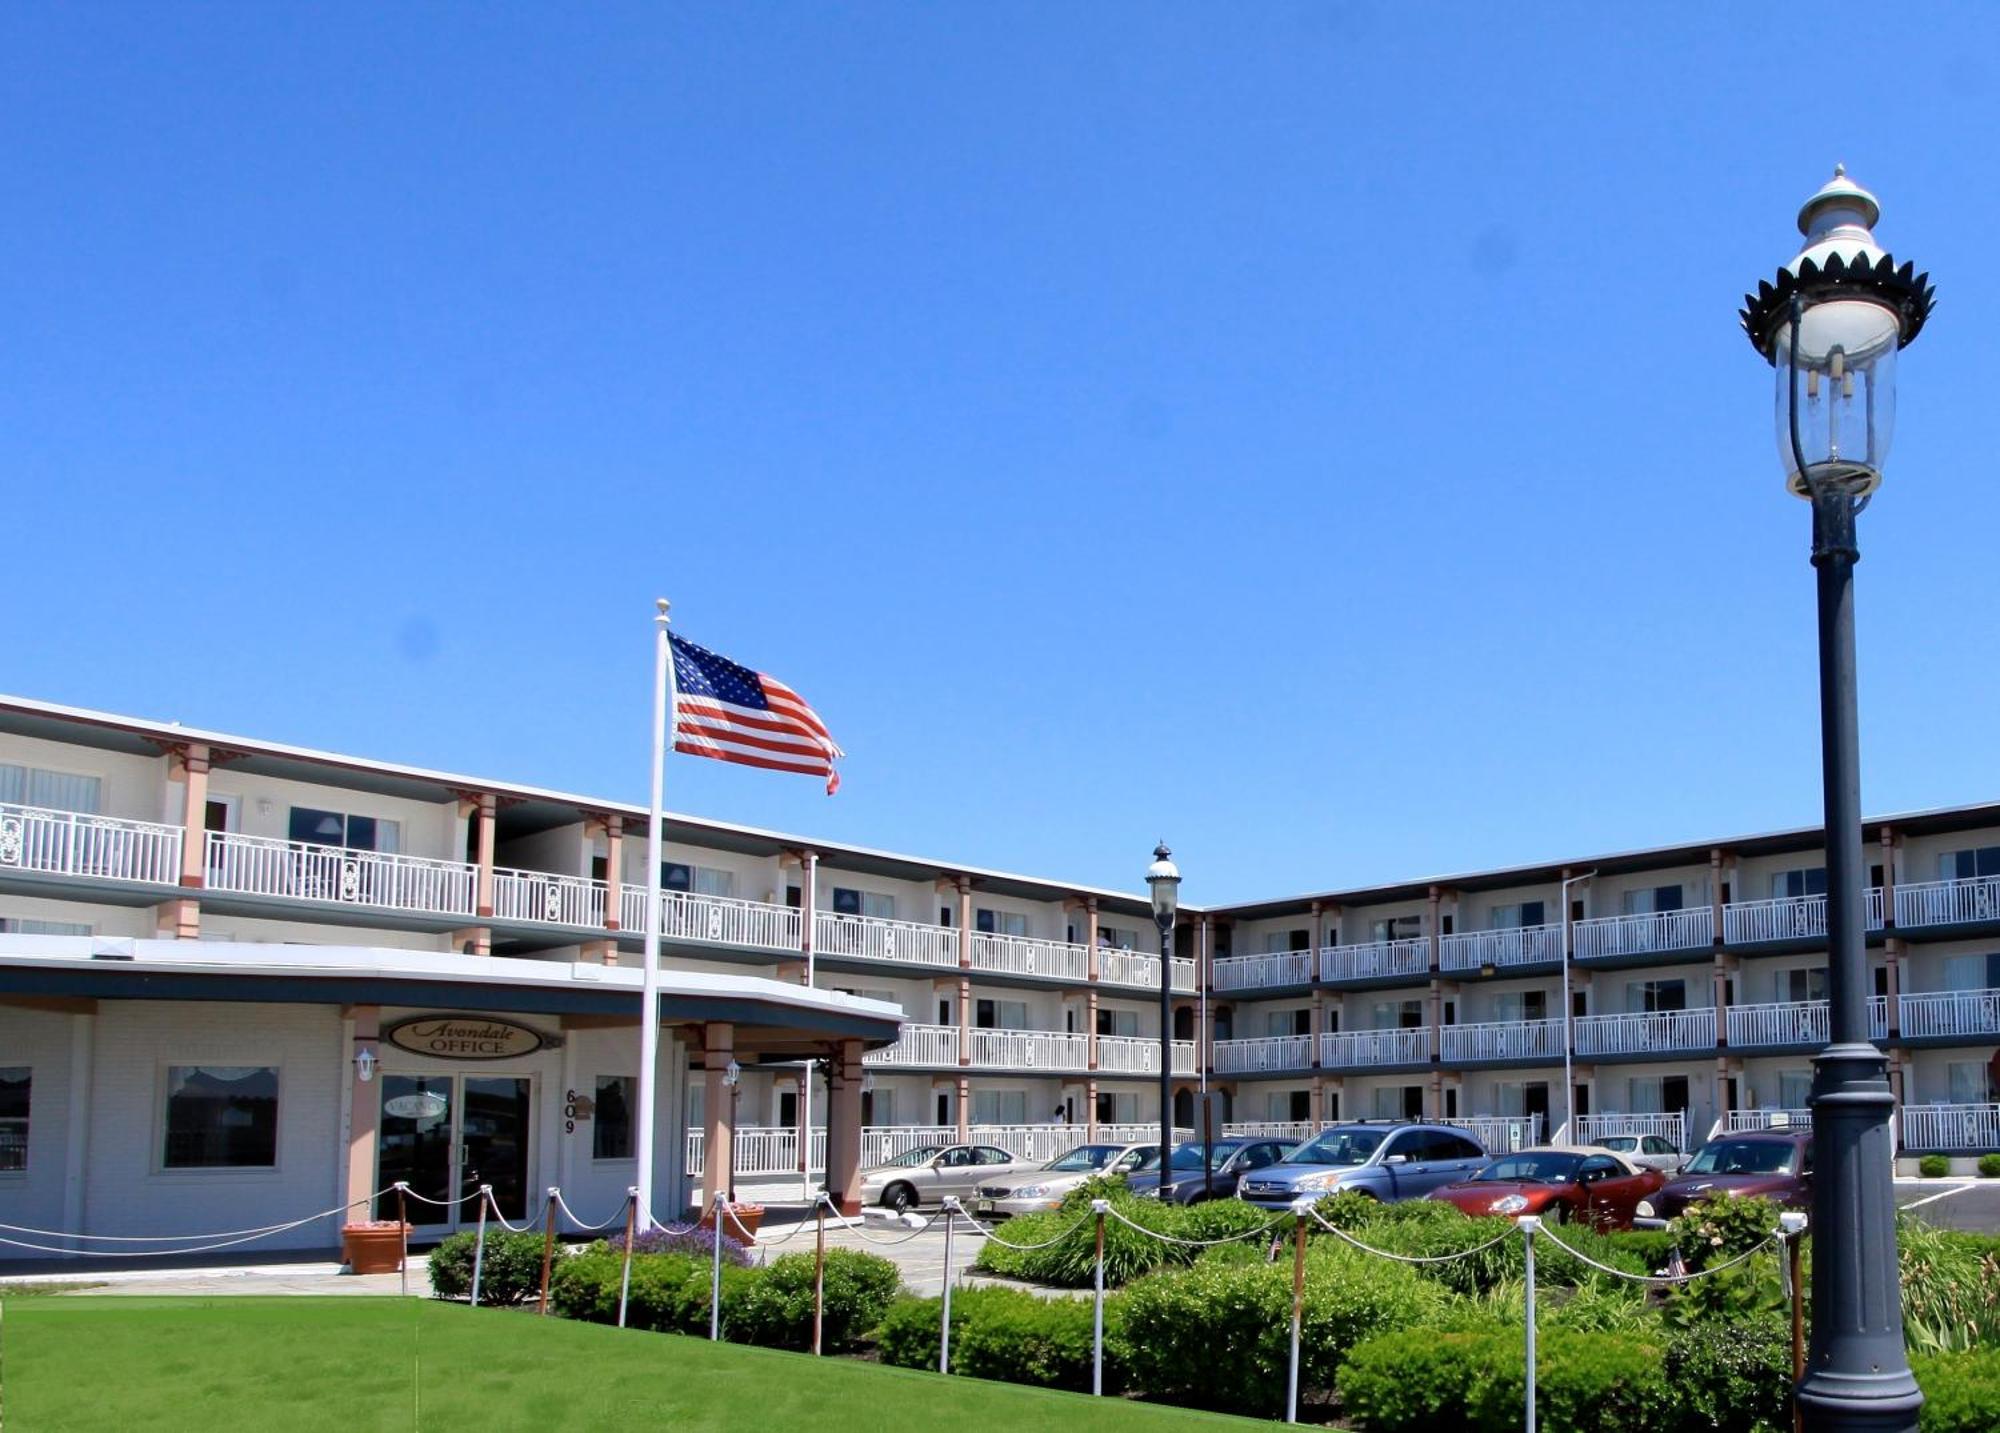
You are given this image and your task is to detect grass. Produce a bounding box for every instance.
[0,1296,1274,1430]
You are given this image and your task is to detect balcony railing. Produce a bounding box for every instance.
[1097,949,1158,990]
[1722,890,1884,945]
[204,831,476,916]
[813,911,959,968]
[619,888,802,952]
[1097,1123,1196,1147]
[1439,924,1562,974]
[686,1126,830,1178]
[0,801,183,888]
[1725,997,1888,1048]
[1571,907,1713,961]
[1212,1034,1314,1074]
[862,1024,960,1067]
[1213,951,1315,992]
[1726,1108,1812,1134]
[1572,1112,1686,1149]
[971,1028,1089,1071]
[1573,1007,1716,1057]
[1440,1018,1566,1063]
[1222,1120,1319,1141]
[1319,1027,1428,1069]
[1899,988,2000,1041]
[1895,875,2000,931]
[1171,957,1196,993]
[1094,1035,1198,1077]
[1900,1103,2000,1153]
[969,934,1088,982]
[1320,936,1430,984]
[491,867,608,928]
[1442,1114,1544,1152]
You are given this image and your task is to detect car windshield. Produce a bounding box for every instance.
[1168,1141,1244,1171]
[1597,1136,1636,1152]
[1045,1145,1124,1173]
[1284,1129,1383,1167]
[1473,1152,1582,1184]
[878,1145,947,1168]
[1685,1140,1797,1176]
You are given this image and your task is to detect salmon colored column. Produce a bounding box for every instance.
[827,1039,866,1216]
[702,1023,736,1206]
[346,1007,382,1219]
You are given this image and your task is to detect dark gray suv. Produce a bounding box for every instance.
[1236,1122,1488,1209]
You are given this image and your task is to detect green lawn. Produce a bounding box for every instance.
[0,1296,1273,1431]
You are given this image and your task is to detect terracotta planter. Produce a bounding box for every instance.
[341,1220,411,1275]
[699,1202,765,1239]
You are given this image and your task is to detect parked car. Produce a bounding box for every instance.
[859,1144,1032,1213]
[1632,1131,1813,1228]
[1127,1138,1296,1204]
[971,1142,1162,1217]
[1236,1122,1487,1209]
[1427,1146,1666,1230]
[1590,1132,1690,1175]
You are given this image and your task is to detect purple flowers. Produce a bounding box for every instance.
[611,1223,754,1266]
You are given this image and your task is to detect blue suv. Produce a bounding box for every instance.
[1237,1122,1488,1208]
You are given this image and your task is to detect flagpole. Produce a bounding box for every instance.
[634,598,673,1228]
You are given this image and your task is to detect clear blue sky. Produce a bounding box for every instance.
[3,6,1996,904]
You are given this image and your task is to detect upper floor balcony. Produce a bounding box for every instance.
[862,1023,1194,1075]
[1319,936,1430,985]
[492,867,609,929]
[1721,890,1883,947]
[1212,1033,1313,1074]
[1439,924,1562,975]
[1440,1017,1566,1064]
[205,831,476,918]
[1212,950,1315,993]
[0,800,182,889]
[970,934,1088,983]
[1572,1006,1716,1057]
[1098,949,1197,995]
[1318,1026,1428,1069]
[813,910,959,968]
[1725,997,1887,1049]
[1893,875,2000,932]
[1898,988,2000,1042]
[1571,908,1712,964]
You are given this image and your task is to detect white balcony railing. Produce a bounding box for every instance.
[1439,924,1563,974]
[1722,890,1884,945]
[1900,1104,2000,1153]
[491,867,608,928]
[1573,1007,1716,1057]
[1096,1123,1196,1148]
[618,888,802,952]
[1320,936,1430,984]
[686,1126,830,1178]
[0,801,182,887]
[971,1028,1089,1072]
[1212,1034,1314,1074]
[813,911,958,968]
[1171,957,1196,993]
[1571,907,1713,961]
[969,934,1088,982]
[1442,1114,1544,1153]
[1895,876,2000,931]
[1899,988,2000,1041]
[1319,1027,1428,1069]
[1725,1108,1812,1134]
[861,1126,961,1164]
[1222,1121,1319,1141]
[1440,1018,1566,1064]
[863,1024,960,1067]
[1725,997,1888,1048]
[1213,951,1315,992]
[204,831,475,916]
[1094,1035,1198,1077]
[1573,1112,1687,1149]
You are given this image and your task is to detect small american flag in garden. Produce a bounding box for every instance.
[669,633,844,793]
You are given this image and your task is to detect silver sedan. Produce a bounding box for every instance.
[1591,1133,1690,1175]
[858,1143,1032,1213]
[970,1143,1162,1217]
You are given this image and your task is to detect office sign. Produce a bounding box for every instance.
[384,1015,552,1061]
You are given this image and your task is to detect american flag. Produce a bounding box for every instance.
[670,633,844,793]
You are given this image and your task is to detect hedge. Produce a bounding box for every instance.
[426,1230,553,1306]
[1336,1328,1675,1433]
[877,1286,1121,1393]
[971,1190,1276,1288]
[728,1249,900,1352]
[1913,1346,2000,1433]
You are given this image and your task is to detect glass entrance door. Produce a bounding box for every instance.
[460,1077,531,1223]
[378,1075,455,1225]
[377,1075,533,1229]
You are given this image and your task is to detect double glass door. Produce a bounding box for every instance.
[377,1074,533,1228]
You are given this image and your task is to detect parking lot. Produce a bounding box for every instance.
[1894,1179,2000,1233]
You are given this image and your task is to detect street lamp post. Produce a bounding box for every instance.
[1147,843,1182,1181]
[1740,168,1933,1433]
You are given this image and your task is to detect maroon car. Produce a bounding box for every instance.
[1428,1147,1665,1231]
[1632,1131,1812,1227]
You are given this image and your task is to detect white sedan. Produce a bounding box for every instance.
[858,1144,1033,1213]
[1591,1133,1690,1175]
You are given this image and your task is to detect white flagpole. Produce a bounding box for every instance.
[634,598,674,1228]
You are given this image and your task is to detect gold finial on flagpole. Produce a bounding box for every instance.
[656,597,670,625]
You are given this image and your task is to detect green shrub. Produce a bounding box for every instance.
[1665,1194,1782,1271]
[426,1229,555,1306]
[549,1245,703,1332]
[953,1286,1118,1392]
[1662,1318,1793,1432]
[1337,1328,1674,1433]
[727,1248,901,1353]
[1977,1153,2000,1179]
[1913,1346,2000,1433]
[1919,1154,1951,1178]
[877,1288,997,1372]
[972,1191,1283,1289]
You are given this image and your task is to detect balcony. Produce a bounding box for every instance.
[0,801,182,888]
[617,888,802,953]
[1320,936,1430,984]
[1901,1103,2000,1152]
[969,934,1088,982]
[1222,1120,1319,1141]
[491,867,608,929]
[1096,1035,1199,1077]
[204,831,475,917]
[1572,1007,1716,1057]
[1439,924,1562,974]
[970,1027,1088,1071]
[1725,997,1888,1049]
[1898,988,2000,1041]
[1212,1034,1313,1074]
[813,911,958,968]
[1319,1027,1428,1069]
[1726,1108,1812,1134]
[1894,875,2000,932]
[1213,950,1315,993]
[1722,890,1884,946]
[863,1023,960,1067]
[1571,908,1713,962]
[1098,949,1198,994]
[1440,1018,1566,1064]
[1572,1112,1687,1149]
[1442,1114,1545,1153]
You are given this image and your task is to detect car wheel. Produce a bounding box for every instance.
[882,1183,915,1215]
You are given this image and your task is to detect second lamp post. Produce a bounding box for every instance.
[1147,842,1181,1178]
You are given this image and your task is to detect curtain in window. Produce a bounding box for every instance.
[22,769,100,814]
[860,892,895,920]
[692,866,734,898]
[1778,1070,1813,1108]
[0,764,22,804]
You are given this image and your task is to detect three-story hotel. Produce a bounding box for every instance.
[1,693,1995,1255]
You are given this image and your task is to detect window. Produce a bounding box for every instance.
[1783,967,1829,1003]
[1267,1009,1310,1038]
[975,909,1030,936]
[1772,867,1828,899]
[0,918,92,936]
[1370,915,1423,942]
[0,1068,27,1172]
[1490,901,1547,929]
[1942,847,2000,881]
[663,863,736,898]
[0,764,102,814]
[1627,979,1687,1013]
[1372,998,1424,1030]
[163,1066,279,1168]
[974,999,1029,1030]
[832,887,894,920]
[1097,925,1136,950]
[972,1089,1028,1124]
[1492,991,1548,1023]
[288,808,399,853]
[1096,1008,1139,1037]
[1262,929,1311,952]
[1778,1069,1813,1108]
[1621,884,1692,915]
[1948,1062,1994,1105]
[593,1076,634,1160]
[1627,1077,1664,1113]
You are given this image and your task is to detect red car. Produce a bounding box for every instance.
[1632,1131,1812,1228]
[1427,1146,1667,1230]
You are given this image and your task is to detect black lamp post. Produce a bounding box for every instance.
[1739,168,1933,1433]
[1147,842,1181,1181]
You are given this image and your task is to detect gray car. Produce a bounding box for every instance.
[858,1143,1031,1213]
[971,1142,1161,1217]
[1126,1138,1296,1204]
[1237,1122,1488,1209]
[1591,1133,1690,1175]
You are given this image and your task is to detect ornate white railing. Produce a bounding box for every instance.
[969,934,1088,982]
[1899,988,2000,1040]
[1213,951,1315,992]
[1442,1114,1544,1152]
[0,801,182,887]
[862,1023,960,1067]
[1222,1120,1318,1141]
[1900,1104,2000,1153]
[814,911,959,968]
[1320,936,1431,983]
[861,1125,961,1163]
[1093,1035,1197,1076]
[1096,1123,1195,1148]
[619,889,802,951]
[1573,1007,1716,1056]
[1097,949,1160,990]
[1440,1018,1566,1063]
[1571,907,1713,960]
[1725,997,1888,1048]
[491,867,607,928]
[1895,876,2000,931]
[1212,1034,1314,1074]
[686,1126,830,1177]
[1574,1112,1686,1149]
[204,831,475,916]
[1725,1109,1812,1134]
[1319,1027,1428,1069]
[1171,957,1196,993]
[1439,924,1563,973]
[970,1028,1089,1071]
[1722,889,1884,945]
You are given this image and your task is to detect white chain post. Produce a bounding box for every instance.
[710,1191,726,1341]
[1286,1197,1312,1424]
[470,1184,492,1308]
[939,1197,959,1375]
[1518,1214,1541,1433]
[1091,1198,1109,1396]
[618,1186,640,1329]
